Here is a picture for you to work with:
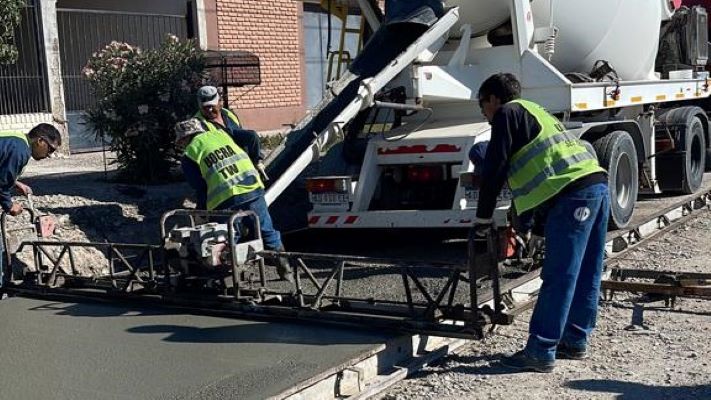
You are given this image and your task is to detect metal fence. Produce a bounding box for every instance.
[0,2,50,116]
[57,9,188,112]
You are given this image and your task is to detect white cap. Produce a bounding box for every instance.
[197,85,220,107]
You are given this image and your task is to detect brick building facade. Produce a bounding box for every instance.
[203,0,307,132]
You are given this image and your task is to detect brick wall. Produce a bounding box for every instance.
[216,0,305,131]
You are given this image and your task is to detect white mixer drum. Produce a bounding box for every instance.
[531,0,663,80]
[446,0,510,36]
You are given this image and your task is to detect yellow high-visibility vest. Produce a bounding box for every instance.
[507,99,606,214]
[183,128,262,210]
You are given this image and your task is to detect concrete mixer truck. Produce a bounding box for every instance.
[264,0,711,230]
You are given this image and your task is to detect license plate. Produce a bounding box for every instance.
[465,188,512,202]
[310,192,350,204]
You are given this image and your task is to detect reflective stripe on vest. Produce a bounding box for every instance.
[183,128,262,210]
[507,99,606,214]
[194,108,241,132]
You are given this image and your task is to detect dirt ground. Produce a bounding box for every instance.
[9,153,711,399]
[9,152,193,276]
[380,215,711,399]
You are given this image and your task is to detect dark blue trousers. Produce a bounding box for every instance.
[525,183,610,361]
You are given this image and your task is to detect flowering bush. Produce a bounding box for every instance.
[83,36,207,182]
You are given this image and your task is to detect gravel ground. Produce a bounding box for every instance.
[379,214,711,400]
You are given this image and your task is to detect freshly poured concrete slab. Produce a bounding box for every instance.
[0,296,395,400]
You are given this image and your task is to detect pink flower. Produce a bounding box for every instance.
[82,67,95,78]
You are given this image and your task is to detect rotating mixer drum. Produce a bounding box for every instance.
[445,0,666,80]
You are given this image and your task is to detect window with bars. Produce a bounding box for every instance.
[0,2,50,116]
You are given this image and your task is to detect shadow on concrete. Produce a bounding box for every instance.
[126,322,390,346]
[564,379,711,400]
[24,298,393,346]
[27,300,169,318]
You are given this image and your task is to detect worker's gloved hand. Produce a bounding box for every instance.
[8,202,23,216]
[14,181,32,197]
[256,161,269,182]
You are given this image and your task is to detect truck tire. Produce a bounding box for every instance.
[682,116,705,193]
[657,114,706,194]
[592,130,638,229]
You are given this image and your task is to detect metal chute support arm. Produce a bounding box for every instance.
[263,6,459,205]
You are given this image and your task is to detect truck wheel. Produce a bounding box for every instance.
[682,117,705,193]
[658,115,706,194]
[592,130,638,229]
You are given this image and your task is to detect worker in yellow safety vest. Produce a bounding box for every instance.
[0,123,61,291]
[472,73,609,372]
[175,118,292,282]
[193,86,265,177]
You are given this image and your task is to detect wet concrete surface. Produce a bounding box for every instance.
[0,296,394,400]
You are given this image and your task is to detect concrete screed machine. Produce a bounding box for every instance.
[3,0,711,339]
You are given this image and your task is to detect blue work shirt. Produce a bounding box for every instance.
[0,135,31,212]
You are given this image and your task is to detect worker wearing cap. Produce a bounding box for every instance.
[473,73,609,372]
[175,119,293,282]
[193,86,263,171]
[0,123,61,290]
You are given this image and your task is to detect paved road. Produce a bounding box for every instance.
[0,296,393,400]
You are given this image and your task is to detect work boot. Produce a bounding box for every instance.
[556,343,588,360]
[500,350,555,373]
[277,257,294,283]
[274,245,294,283]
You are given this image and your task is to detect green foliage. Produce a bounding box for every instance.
[83,36,207,183]
[0,0,24,64]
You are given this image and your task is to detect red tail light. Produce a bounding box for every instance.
[406,165,443,183]
[306,178,349,193]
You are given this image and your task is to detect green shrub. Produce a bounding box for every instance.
[0,0,24,64]
[83,36,207,183]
